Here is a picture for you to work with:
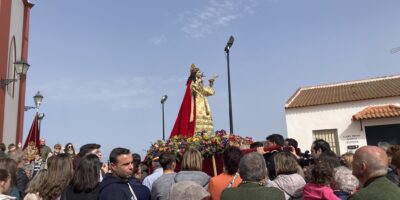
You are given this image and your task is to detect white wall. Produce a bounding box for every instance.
[285,96,400,155]
[3,0,24,144]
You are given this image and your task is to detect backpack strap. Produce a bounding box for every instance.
[226,173,239,189]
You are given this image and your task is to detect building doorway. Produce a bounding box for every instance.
[365,123,400,145]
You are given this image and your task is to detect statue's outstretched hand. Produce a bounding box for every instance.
[209,74,218,84]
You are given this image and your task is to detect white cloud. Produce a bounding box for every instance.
[150,35,167,46]
[179,0,262,38]
[29,76,184,110]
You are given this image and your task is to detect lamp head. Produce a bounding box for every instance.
[33,91,43,109]
[161,95,168,104]
[14,60,30,76]
[38,113,45,120]
[224,35,235,52]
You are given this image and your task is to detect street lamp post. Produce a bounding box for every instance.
[161,95,168,140]
[33,91,44,133]
[224,36,234,134]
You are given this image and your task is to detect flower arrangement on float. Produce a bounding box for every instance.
[145,130,253,165]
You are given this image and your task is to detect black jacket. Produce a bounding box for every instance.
[61,185,100,200]
[99,174,150,200]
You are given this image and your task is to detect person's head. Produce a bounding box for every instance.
[0,143,5,152]
[318,150,340,169]
[341,152,354,170]
[0,158,17,187]
[25,169,47,195]
[181,148,203,171]
[284,138,298,148]
[332,166,359,194]
[47,154,74,179]
[386,145,400,166]
[311,139,331,159]
[7,144,16,153]
[53,144,62,155]
[71,154,100,192]
[39,153,74,199]
[151,159,161,169]
[377,141,391,152]
[8,149,25,167]
[159,152,176,171]
[223,146,243,175]
[41,154,74,200]
[310,161,334,185]
[64,143,76,154]
[0,169,11,194]
[265,134,284,147]
[39,138,46,146]
[239,152,268,182]
[109,147,133,180]
[274,151,299,175]
[352,146,388,187]
[250,141,264,149]
[132,153,142,176]
[34,153,41,161]
[170,181,210,200]
[79,143,102,159]
[132,153,141,167]
[391,150,400,175]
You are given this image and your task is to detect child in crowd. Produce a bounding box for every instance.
[303,161,339,200]
[30,153,44,178]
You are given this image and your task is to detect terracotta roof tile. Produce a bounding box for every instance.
[285,75,400,108]
[352,105,400,120]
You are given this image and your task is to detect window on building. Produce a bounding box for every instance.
[313,129,340,155]
[7,37,16,97]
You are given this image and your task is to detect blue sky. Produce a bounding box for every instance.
[24,0,400,160]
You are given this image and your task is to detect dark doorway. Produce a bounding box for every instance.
[365,123,400,145]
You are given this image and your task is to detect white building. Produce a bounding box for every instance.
[285,75,400,155]
[0,0,34,145]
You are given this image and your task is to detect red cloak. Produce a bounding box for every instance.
[170,80,196,138]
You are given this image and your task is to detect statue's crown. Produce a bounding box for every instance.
[190,63,199,74]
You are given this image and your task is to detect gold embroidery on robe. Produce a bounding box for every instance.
[191,80,215,134]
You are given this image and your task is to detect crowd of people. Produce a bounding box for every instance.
[0,135,400,200]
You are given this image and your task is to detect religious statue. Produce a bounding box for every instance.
[25,141,39,161]
[170,64,217,138]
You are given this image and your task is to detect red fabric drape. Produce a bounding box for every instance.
[241,146,301,155]
[23,112,40,150]
[170,80,196,138]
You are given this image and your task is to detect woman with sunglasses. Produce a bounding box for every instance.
[64,143,76,160]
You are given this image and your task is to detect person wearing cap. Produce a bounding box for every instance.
[76,143,108,181]
[78,143,102,159]
[142,157,163,191]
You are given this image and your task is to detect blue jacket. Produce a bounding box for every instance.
[99,174,150,200]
